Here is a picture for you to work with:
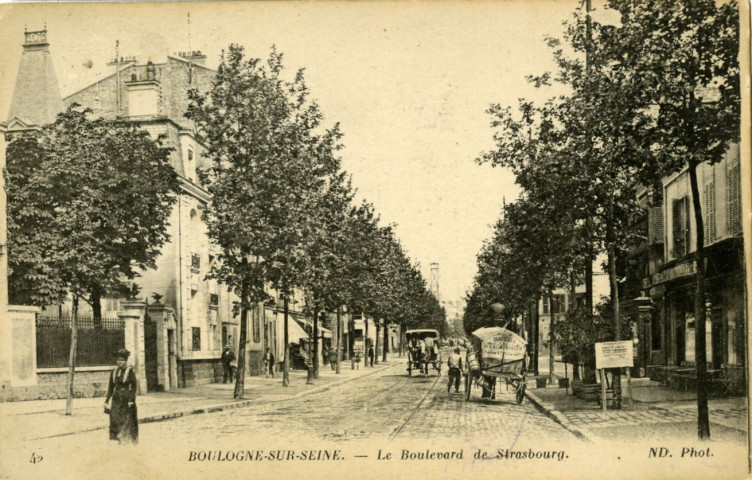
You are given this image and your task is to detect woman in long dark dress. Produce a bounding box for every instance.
[105,349,139,444]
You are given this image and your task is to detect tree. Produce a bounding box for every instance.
[300,170,354,379]
[6,105,178,414]
[187,45,341,392]
[602,0,740,438]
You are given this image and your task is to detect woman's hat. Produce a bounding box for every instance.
[116,348,131,359]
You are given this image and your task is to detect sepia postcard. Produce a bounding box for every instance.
[0,1,750,479]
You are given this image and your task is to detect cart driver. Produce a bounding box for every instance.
[447,347,463,394]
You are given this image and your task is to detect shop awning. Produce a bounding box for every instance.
[287,318,310,343]
[319,327,332,339]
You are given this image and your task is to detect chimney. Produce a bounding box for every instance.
[124,60,160,117]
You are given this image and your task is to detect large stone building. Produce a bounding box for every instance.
[61,48,262,387]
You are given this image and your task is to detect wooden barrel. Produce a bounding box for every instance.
[467,351,481,373]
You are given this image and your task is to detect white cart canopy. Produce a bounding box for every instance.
[471,327,527,363]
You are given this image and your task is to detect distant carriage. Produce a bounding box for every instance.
[406,329,442,377]
[465,327,527,404]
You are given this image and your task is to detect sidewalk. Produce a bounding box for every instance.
[524,373,748,443]
[1,360,398,442]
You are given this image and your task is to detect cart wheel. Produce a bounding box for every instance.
[516,382,526,404]
[465,375,471,401]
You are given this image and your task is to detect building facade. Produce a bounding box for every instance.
[623,144,745,392]
[63,52,261,387]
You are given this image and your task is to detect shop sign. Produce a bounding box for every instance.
[595,341,634,369]
[647,261,696,287]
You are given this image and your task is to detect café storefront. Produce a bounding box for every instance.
[644,239,746,395]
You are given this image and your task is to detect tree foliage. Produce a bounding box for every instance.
[6,105,178,307]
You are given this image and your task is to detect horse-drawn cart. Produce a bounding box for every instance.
[406,329,442,377]
[465,327,527,404]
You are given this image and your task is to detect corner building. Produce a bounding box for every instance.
[64,52,258,387]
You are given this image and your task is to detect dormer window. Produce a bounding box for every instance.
[187,147,195,181]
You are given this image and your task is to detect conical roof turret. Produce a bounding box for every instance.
[7,28,63,126]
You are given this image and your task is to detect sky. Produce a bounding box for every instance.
[0,0,584,304]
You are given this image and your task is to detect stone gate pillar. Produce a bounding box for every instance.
[147,303,176,391]
[1,305,39,389]
[119,301,148,394]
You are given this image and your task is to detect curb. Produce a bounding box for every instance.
[30,361,399,440]
[524,389,593,442]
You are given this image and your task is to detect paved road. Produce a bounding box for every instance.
[19,360,575,448]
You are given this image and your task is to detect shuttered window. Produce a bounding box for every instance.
[649,206,664,244]
[671,197,689,259]
[728,166,741,234]
[703,181,715,245]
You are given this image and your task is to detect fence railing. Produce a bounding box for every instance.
[36,316,126,368]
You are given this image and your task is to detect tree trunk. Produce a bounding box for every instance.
[569,269,581,381]
[349,316,355,369]
[234,281,249,399]
[688,160,711,440]
[608,245,622,409]
[374,320,380,365]
[307,307,317,384]
[283,296,290,387]
[382,320,388,362]
[399,323,405,358]
[313,309,320,379]
[364,317,369,367]
[65,295,79,415]
[335,307,342,374]
[532,299,539,376]
[92,289,102,328]
[548,287,556,384]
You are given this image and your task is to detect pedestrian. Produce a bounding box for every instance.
[354,350,361,370]
[368,345,374,367]
[447,347,463,394]
[221,344,236,383]
[263,348,275,378]
[104,349,138,445]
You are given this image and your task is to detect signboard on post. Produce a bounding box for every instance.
[595,341,634,369]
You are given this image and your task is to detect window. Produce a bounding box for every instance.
[252,307,261,343]
[553,294,566,314]
[648,206,664,245]
[209,294,219,306]
[575,293,586,308]
[187,148,195,182]
[542,295,565,315]
[191,253,201,271]
[728,165,741,234]
[671,197,689,258]
[192,327,201,351]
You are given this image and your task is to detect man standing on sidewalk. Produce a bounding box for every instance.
[447,347,463,394]
[221,345,236,383]
[263,348,275,378]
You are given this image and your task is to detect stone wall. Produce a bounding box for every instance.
[178,359,222,387]
[1,369,111,401]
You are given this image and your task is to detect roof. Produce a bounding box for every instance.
[7,30,63,126]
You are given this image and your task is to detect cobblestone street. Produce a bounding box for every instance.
[17,360,576,453]
[130,362,574,445]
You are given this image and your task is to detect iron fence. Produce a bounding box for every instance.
[36,316,126,368]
